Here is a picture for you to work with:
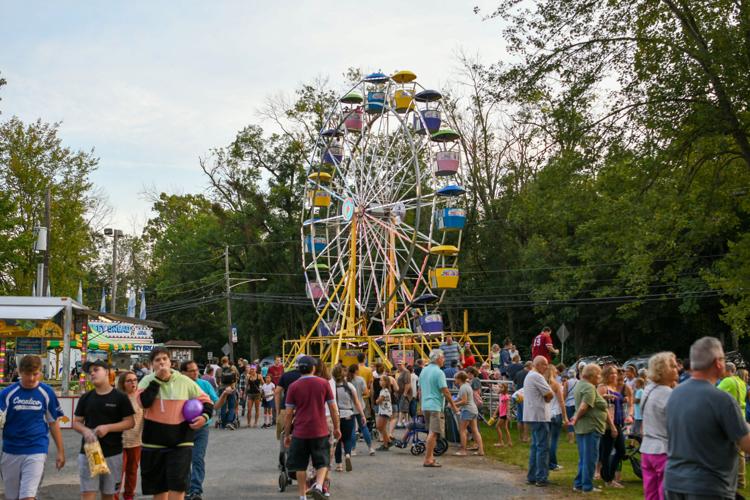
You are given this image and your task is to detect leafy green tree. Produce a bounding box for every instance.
[0,117,98,296]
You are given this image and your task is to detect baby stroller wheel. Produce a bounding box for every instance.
[410,442,425,455]
[434,437,449,456]
[278,471,288,492]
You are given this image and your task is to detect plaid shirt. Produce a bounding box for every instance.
[238,372,247,395]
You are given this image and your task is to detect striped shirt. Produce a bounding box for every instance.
[440,342,461,365]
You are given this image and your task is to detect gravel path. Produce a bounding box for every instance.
[2,425,552,499]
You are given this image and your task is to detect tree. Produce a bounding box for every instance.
[0,117,99,296]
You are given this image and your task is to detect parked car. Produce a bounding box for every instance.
[623,354,655,373]
[565,355,620,378]
[259,356,275,369]
[726,350,747,369]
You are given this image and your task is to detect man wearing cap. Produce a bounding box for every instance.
[284,356,341,500]
[72,360,135,500]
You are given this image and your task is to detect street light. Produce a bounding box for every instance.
[225,277,267,362]
[103,228,123,314]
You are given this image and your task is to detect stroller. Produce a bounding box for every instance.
[623,427,643,479]
[277,430,296,492]
[392,415,448,456]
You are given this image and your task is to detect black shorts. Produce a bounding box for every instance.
[141,446,192,494]
[286,436,330,472]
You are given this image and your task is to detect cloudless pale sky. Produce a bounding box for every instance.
[0,1,506,233]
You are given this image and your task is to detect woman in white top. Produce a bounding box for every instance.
[640,352,678,500]
[563,370,580,444]
[546,364,569,471]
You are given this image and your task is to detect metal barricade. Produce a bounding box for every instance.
[446,377,515,417]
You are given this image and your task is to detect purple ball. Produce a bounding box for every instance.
[182,399,203,421]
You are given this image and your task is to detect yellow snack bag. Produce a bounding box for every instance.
[83,441,110,478]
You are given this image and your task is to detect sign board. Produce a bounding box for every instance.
[221,343,230,356]
[231,327,238,344]
[207,351,213,361]
[16,337,45,355]
[57,396,79,429]
[89,321,154,344]
[556,323,570,343]
[390,349,415,367]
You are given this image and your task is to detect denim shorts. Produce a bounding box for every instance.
[460,408,478,421]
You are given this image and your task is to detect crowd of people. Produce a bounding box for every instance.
[1,329,749,499]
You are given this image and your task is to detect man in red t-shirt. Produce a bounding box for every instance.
[284,356,341,500]
[268,356,284,385]
[531,327,559,362]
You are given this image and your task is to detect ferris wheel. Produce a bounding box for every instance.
[301,70,466,340]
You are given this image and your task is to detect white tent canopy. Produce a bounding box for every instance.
[0,296,85,395]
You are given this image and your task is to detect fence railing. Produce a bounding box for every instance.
[446,377,515,417]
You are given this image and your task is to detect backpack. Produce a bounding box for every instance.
[221,366,237,386]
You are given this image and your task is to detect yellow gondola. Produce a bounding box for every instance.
[307,189,331,207]
[391,70,417,84]
[429,267,460,289]
[429,244,459,256]
[308,171,332,184]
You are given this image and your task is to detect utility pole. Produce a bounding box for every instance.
[104,228,122,314]
[111,231,119,314]
[42,188,51,295]
[225,245,234,362]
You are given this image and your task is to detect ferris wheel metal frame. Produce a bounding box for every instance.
[296,69,468,365]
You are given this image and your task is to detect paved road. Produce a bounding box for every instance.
[2,425,551,499]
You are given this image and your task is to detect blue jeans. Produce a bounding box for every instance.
[189,426,209,495]
[527,422,550,484]
[549,414,562,468]
[574,432,601,492]
[349,414,372,451]
[221,392,237,427]
[335,417,355,463]
[565,405,575,433]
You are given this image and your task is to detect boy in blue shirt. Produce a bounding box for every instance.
[0,355,65,500]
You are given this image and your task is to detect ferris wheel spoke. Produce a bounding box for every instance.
[358,219,386,314]
[364,213,429,254]
[364,129,412,205]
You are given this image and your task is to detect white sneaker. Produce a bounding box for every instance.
[369,447,376,456]
[350,450,357,456]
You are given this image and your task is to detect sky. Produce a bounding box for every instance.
[0,1,507,234]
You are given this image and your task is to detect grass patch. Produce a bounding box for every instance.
[479,424,750,498]
[479,424,642,499]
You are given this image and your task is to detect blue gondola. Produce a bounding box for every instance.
[411,293,439,305]
[364,72,389,84]
[414,109,441,135]
[419,313,444,333]
[436,185,466,197]
[304,235,327,254]
[366,90,385,113]
[436,207,466,231]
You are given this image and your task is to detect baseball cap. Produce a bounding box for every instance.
[82,359,108,373]
[296,356,318,370]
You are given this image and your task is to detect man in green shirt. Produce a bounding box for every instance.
[570,364,611,493]
[718,362,747,413]
[718,361,748,488]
